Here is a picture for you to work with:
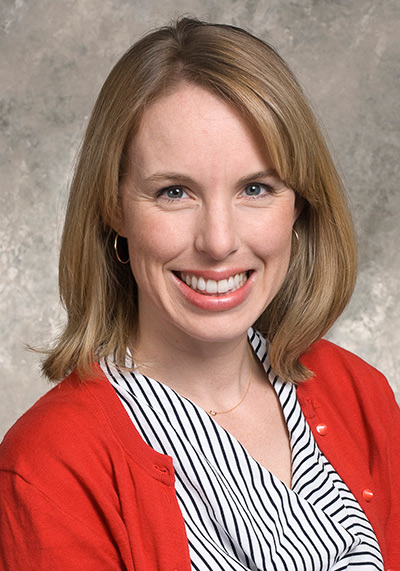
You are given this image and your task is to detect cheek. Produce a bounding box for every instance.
[250,218,293,260]
[126,213,187,273]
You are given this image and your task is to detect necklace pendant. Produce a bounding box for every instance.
[209,410,217,416]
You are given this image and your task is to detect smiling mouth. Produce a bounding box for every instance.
[177,271,249,295]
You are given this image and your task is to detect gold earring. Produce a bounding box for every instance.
[292,228,300,255]
[114,232,130,264]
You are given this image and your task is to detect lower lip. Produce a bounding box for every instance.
[172,272,255,311]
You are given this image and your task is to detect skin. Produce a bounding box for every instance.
[116,84,300,486]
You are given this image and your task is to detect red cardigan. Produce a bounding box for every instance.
[0,339,399,570]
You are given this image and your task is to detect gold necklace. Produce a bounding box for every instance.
[208,345,254,417]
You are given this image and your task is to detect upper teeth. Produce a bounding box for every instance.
[180,272,248,294]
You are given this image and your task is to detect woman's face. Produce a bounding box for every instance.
[118,84,299,348]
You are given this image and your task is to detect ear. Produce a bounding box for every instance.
[109,201,127,238]
[293,194,305,222]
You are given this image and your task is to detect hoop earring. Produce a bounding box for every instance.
[292,228,300,256]
[114,232,130,264]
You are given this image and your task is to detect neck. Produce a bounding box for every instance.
[133,328,253,409]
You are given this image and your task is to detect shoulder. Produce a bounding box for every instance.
[0,367,120,477]
[298,338,398,428]
[300,338,391,392]
[0,365,171,487]
[301,337,380,372]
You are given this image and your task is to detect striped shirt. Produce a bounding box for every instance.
[100,330,383,570]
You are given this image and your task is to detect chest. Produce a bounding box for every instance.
[214,376,292,486]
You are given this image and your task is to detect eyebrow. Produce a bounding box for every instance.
[143,170,281,185]
[237,170,280,185]
[143,172,195,184]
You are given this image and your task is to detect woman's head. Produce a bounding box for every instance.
[44,17,357,382]
[115,83,300,352]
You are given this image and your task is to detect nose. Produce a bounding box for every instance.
[194,202,240,261]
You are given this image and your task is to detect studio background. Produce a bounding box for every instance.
[1,0,399,440]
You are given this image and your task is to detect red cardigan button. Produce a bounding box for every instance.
[316,423,328,436]
[362,489,374,502]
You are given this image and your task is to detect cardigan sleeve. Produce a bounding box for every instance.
[0,384,134,571]
[0,470,124,571]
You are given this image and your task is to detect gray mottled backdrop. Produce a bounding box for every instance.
[1,0,399,439]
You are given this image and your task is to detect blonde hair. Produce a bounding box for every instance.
[42,17,357,382]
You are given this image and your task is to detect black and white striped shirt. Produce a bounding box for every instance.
[100,330,383,570]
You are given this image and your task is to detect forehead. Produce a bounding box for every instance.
[125,84,270,173]
[138,85,246,138]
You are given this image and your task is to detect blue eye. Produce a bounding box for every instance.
[161,187,187,199]
[243,183,269,197]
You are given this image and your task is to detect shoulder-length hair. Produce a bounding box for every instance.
[42,17,357,382]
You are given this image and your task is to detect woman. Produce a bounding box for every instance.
[0,17,399,570]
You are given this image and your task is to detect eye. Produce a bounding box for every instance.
[160,186,188,200]
[242,183,272,198]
